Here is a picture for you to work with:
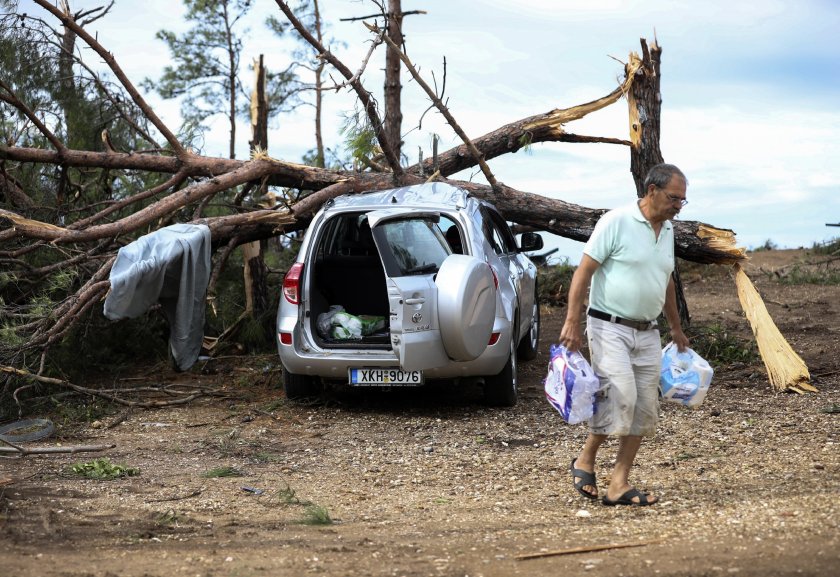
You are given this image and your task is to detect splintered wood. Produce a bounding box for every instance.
[733,263,815,393]
[696,225,812,392]
[697,224,747,264]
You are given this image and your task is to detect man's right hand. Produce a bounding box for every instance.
[559,317,583,352]
[559,254,600,354]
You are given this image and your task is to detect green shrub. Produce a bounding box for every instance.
[70,458,139,479]
[776,264,840,286]
[300,503,333,525]
[49,310,169,380]
[753,239,778,252]
[537,259,576,307]
[685,323,758,365]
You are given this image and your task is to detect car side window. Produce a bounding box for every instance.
[481,206,516,255]
[318,213,368,257]
[438,216,463,254]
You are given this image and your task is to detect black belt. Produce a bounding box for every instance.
[587,308,657,331]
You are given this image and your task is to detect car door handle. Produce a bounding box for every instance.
[405,297,425,305]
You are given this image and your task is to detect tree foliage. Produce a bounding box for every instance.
[143,0,254,159]
[143,0,301,160]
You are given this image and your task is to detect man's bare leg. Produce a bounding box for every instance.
[573,433,608,498]
[604,435,658,504]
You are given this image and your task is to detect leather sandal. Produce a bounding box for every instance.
[602,487,657,507]
[570,458,598,500]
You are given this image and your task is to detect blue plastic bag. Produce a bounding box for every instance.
[544,344,600,424]
[660,343,714,408]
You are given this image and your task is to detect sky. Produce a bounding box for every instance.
[16,0,840,263]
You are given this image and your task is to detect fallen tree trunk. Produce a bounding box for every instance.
[1,173,745,265]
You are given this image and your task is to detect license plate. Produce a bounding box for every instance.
[349,368,423,386]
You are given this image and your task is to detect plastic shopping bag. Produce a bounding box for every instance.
[317,305,386,340]
[544,344,600,424]
[317,305,363,339]
[659,343,714,408]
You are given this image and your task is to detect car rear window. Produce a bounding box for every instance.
[379,218,450,275]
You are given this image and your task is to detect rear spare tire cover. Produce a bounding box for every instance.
[436,254,496,361]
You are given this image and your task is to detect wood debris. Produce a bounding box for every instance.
[516,538,665,560]
[733,263,815,393]
[696,224,747,264]
[693,225,812,393]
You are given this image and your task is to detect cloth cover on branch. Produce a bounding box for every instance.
[103,224,211,371]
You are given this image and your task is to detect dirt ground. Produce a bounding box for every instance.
[1,248,838,577]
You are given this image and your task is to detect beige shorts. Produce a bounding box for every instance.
[586,316,661,437]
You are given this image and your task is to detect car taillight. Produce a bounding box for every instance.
[489,264,499,289]
[488,332,501,346]
[279,332,292,345]
[283,262,304,304]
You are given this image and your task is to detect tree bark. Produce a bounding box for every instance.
[243,55,269,323]
[223,0,238,160]
[628,40,664,199]
[312,0,326,168]
[626,38,690,327]
[384,0,404,163]
[0,170,34,209]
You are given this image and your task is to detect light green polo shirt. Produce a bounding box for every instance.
[583,200,675,322]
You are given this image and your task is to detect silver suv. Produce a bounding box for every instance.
[276,182,543,406]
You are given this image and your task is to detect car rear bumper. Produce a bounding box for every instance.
[277,317,513,380]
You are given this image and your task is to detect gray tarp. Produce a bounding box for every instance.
[104,223,211,371]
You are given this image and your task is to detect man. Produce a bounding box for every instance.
[559,163,691,506]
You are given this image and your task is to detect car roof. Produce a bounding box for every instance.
[327,182,473,211]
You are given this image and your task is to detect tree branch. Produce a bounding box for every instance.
[273,0,404,178]
[0,81,67,153]
[371,22,499,188]
[33,0,187,158]
[404,79,636,177]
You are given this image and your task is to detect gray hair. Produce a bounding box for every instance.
[643,163,687,193]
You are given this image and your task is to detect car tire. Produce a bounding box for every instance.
[484,338,518,407]
[283,370,322,400]
[517,286,540,361]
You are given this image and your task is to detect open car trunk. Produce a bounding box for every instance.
[306,210,495,372]
[308,212,391,349]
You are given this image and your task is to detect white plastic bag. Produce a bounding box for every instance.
[317,305,363,339]
[544,344,600,424]
[316,305,386,340]
[659,343,714,408]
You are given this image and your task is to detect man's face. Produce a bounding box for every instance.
[652,176,687,220]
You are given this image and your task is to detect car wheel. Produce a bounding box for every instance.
[484,338,518,407]
[517,287,540,361]
[283,370,322,400]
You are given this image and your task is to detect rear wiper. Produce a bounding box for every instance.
[406,263,438,275]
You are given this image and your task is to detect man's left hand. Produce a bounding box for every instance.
[671,327,690,352]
